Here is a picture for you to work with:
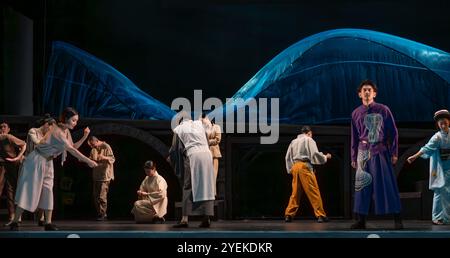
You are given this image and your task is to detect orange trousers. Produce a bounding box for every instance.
[284,161,326,218]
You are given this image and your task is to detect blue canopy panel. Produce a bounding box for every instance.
[219,29,450,124]
[43,41,175,120]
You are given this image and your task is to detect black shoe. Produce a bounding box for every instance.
[173,222,189,228]
[152,216,165,224]
[44,223,59,231]
[394,220,404,230]
[317,216,330,223]
[350,221,366,229]
[199,219,211,228]
[285,216,292,223]
[96,215,108,221]
[9,222,19,231]
[38,220,45,227]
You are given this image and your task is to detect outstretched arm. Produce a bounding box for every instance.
[73,127,90,149]
[308,138,328,165]
[66,145,97,168]
[407,150,424,164]
[408,133,440,163]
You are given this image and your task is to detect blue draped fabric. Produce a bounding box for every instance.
[43,41,175,120]
[218,29,450,124]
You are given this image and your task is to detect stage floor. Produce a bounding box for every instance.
[1,219,450,238]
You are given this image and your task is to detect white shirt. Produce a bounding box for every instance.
[285,134,327,173]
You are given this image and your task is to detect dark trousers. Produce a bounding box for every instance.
[0,162,19,219]
[93,181,110,217]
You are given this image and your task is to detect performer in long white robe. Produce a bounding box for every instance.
[10,107,97,231]
[131,160,168,223]
[170,113,215,228]
[23,114,56,226]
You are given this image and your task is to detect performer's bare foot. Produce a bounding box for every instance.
[432,220,444,225]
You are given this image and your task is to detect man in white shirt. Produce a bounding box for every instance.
[284,126,331,223]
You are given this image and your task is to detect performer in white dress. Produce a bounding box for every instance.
[10,107,97,231]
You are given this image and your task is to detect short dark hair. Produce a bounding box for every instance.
[143,160,156,169]
[43,114,56,125]
[0,121,9,127]
[60,107,78,123]
[301,125,311,134]
[37,114,56,127]
[88,136,98,142]
[357,79,378,93]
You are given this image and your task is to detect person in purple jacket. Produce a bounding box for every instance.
[350,79,403,230]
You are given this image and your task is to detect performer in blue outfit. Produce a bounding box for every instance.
[407,109,450,225]
[350,79,403,229]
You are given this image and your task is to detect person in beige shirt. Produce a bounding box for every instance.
[88,136,115,221]
[131,160,167,223]
[201,115,222,197]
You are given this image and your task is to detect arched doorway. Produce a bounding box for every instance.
[52,123,180,220]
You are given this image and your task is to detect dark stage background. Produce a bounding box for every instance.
[2,0,450,111]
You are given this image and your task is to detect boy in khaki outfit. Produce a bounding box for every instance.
[88,136,115,221]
